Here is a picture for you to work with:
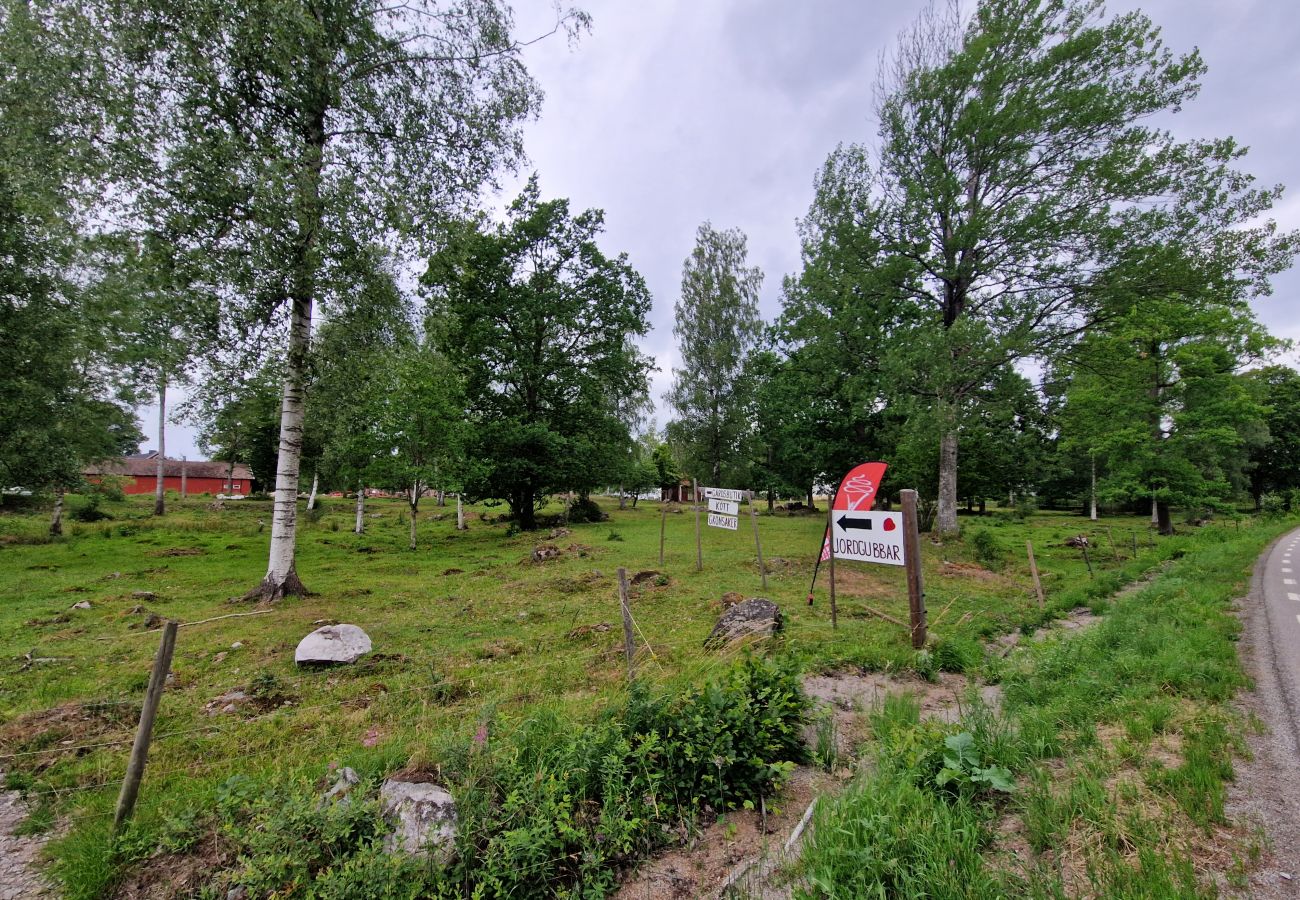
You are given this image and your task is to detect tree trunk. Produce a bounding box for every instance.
[806,485,816,512]
[978,498,985,515]
[767,489,774,513]
[518,486,537,531]
[227,460,235,495]
[409,485,419,551]
[456,493,466,531]
[436,490,446,507]
[307,469,319,510]
[180,458,187,499]
[1089,455,1098,521]
[1151,495,1159,527]
[1156,500,1174,536]
[355,486,365,535]
[49,486,64,537]
[935,427,960,536]
[154,376,166,517]
[244,78,326,602]
[618,483,626,511]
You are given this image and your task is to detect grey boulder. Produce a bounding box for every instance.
[380,779,457,862]
[705,598,784,649]
[294,624,372,665]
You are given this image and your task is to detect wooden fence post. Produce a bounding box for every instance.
[114,620,178,833]
[1026,540,1044,610]
[693,479,702,572]
[751,500,768,591]
[617,568,635,682]
[659,501,666,567]
[826,501,837,630]
[901,489,927,649]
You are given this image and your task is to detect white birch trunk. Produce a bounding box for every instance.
[154,377,166,516]
[456,494,465,531]
[307,469,319,510]
[1151,495,1159,526]
[409,483,419,551]
[618,483,626,511]
[355,486,365,535]
[248,294,311,600]
[935,427,960,536]
[1089,455,1098,521]
[49,487,64,537]
[180,457,187,498]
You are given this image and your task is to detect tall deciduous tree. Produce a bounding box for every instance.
[667,222,764,487]
[862,0,1294,535]
[426,178,653,530]
[1243,366,1300,511]
[110,0,581,599]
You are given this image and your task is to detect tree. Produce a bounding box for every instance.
[109,0,582,599]
[857,0,1294,535]
[0,2,139,528]
[1244,366,1300,510]
[194,364,283,493]
[1054,289,1274,533]
[371,340,465,549]
[666,222,764,487]
[426,178,653,530]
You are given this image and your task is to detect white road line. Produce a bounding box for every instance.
[1284,568,1294,573]
[1286,579,1298,585]
[1290,593,1300,601]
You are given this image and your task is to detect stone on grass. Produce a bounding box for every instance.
[380,779,457,862]
[322,766,360,804]
[70,600,91,610]
[294,624,372,665]
[704,598,784,649]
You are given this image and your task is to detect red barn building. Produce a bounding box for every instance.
[84,454,254,496]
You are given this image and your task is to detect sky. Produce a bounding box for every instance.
[150,0,1300,460]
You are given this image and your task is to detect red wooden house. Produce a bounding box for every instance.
[83,453,254,496]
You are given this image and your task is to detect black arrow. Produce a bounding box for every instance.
[837,515,873,531]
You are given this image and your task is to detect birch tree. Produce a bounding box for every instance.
[109,0,581,599]
[666,223,764,487]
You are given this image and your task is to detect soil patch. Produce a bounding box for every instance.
[147,547,206,558]
[0,774,58,899]
[112,832,232,900]
[0,703,136,773]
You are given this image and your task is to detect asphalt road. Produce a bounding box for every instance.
[1229,525,1300,897]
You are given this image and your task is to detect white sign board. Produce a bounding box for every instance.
[830,511,905,566]
[707,512,739,530]
[708,498,739,516]
[703,486,747,503]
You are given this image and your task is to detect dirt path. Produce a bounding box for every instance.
[1226,526,1300,898]
[0,775,55,899]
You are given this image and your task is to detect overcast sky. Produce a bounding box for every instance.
[154,0,1300,459]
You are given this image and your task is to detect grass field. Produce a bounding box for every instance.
[0,491,1280,897]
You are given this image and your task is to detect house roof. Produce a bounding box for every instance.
[84,458,254,480]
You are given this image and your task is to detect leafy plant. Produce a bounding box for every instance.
[934,732,1015,795]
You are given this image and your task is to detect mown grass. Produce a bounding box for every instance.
[792,516,1295,898]
[0,492,1273,896]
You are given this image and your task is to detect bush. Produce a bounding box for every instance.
[71,495,112,523]
[89,476,129,502]
[967,528,1006,569]
[566,495,605,524]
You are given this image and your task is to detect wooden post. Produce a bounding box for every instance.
[180,457,187,499]
[617,568,635,682]
[1106,527,1120,561]
[901,489,927,649]
[693,479,702,572]
[826,501,837,630]
[751,500,768,591]
[1082,544,1094,578]
[1026,540,1044,610]
[659,501,666,567]
[114,620,178,833]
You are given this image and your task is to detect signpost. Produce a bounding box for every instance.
[809,462,928,647]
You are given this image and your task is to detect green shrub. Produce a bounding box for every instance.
[930,636,983,674]
[566,495,605,524]
[71,495,112,523]
[968,528,1006,569]
[89,476,129,502]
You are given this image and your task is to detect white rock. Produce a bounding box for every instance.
[294,624,372,665]
[380,780,457,862]
[231,641,243,649]
[70,600,91,610]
